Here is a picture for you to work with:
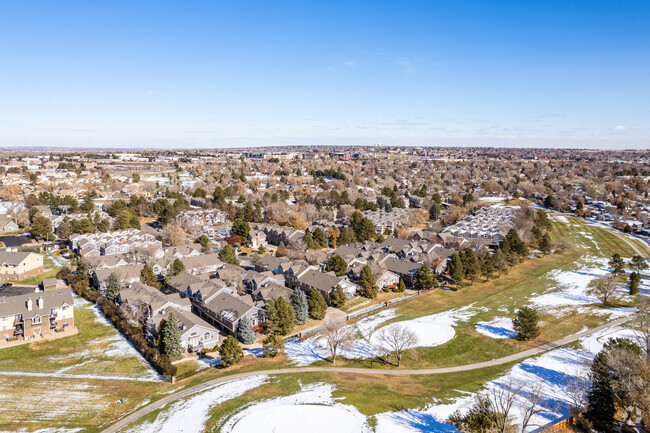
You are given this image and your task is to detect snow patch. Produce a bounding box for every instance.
[123,376,268,433]
[475,317,518,339]
[221,383,372,433]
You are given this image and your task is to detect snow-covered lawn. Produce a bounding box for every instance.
[475,317,517,339]
[285,306,484,365]
[528,257,637,319]
[220,383,372,433]
[122,376,269,433]
[375,325,640,432]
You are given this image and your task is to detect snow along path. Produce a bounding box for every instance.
[121,375,268,433]
[221,383,372,433]
[101,314,637,433]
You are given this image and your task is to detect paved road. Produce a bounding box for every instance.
[100,314,635,433]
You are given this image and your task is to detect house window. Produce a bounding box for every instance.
[204,332,211,340]
[33,316,42,324]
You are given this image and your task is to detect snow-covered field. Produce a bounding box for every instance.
[374,325,641,433]
[220,383,372,433]
[285,306,484,365]
[118,324,642,433]
[122,376,269,433]
[527,256,638,321]
[475,317,517,339]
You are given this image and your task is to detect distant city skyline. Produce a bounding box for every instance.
[1,1,648,149]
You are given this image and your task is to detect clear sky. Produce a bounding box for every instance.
[1,1,648,149]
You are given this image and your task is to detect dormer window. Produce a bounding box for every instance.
[33,315,42,324]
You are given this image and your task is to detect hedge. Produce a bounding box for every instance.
[57,267,177,377]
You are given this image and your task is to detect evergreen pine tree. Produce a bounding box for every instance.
[338,227,355,245]
[358,265,378,298]
[231,218,251,241]
[262,334,284,357]
[429,203,441,221]
[308,288,327,320]
[493,249,508,276]
[629,272,641,295]
[313,228,327,248]
[462,249,480,282]
[264,298,295,335]
[160,312,183,361]
[326,255,348,276]
[140,264,161,288]
[395,279,406,292]
[302,231,317,249]
[587,351,615,429]
[414,263,437,290]
[237,316,256,344]
[513,307,540,341]
[630,254,648,272]
[106,272,121,300]
[481,255,495,280]
[539,233,552,254]
[264,299,279,334]
[448,253,465,287]
[274,297,295,335]
[194,235,211,252]
[168,258,186,277]
[609,253,626,277]
[330,285,347,308]
[219,245,240,266]
[219,335,243,367]
[291,288,309,325]
[350,211,376,242]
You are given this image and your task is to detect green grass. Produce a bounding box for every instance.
[0,300,154,378]
[17,268,59,286]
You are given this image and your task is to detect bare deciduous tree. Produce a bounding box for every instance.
[589,275,620,305]
[519,383,545,433]
[633,295,650,362]
[486,380,522,433]
[321,320,354,363]
[305,249,326,266]
[375,324,418,367]
[566,368,589,416]
[162,224,187,246]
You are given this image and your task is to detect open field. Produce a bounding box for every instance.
[0,375,165,433]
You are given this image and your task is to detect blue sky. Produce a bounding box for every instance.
[1,1,648,149]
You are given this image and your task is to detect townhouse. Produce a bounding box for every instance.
[0,249,44,282]
[0,286,74,342]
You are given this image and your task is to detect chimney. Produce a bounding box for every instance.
[26,298,32,311]
[37,296,43,309]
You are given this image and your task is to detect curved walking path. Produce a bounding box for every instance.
[101,314,635,433]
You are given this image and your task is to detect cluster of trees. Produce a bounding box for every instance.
[583,303,650,431]
[446,229,529,289]
[590,253,648,305]
[530,209,553,253]
[303,227,328,250]
[56,266,178,376]
[254,288,328,341]
[311,168,346,180]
